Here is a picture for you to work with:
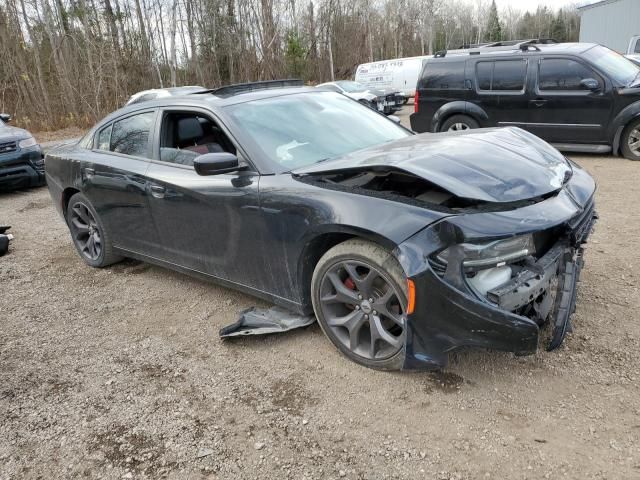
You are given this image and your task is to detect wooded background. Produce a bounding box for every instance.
[0,0,580,130]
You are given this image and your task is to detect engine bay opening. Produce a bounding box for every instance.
[297,169,480,209]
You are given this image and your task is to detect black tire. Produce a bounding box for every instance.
[66,192,123,267]
[311,239,408,370]
[440,114,479,132]
[621,118,640,161]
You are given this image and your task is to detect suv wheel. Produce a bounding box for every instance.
[441,114,479,132]
[621,118,640,161]
[311,239,407,370]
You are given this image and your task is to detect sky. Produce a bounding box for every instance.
[493,0,596,9]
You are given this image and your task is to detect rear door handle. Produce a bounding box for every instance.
[149,184,166,199]
[529,99,548,107]
[84,167,95,178]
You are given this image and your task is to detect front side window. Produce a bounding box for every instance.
[159,112,236,166]
[225,91,410,170]
[538,58,599,91]
[110,112,154,157]
[476,60,526,91]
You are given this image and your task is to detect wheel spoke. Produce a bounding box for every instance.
[343,263,377,296]
[73,205,91,224]
[324,271,359,305]
[327,308,362,328]
[371,315,403,350]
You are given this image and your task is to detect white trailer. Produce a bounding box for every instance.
[354,56,429,100]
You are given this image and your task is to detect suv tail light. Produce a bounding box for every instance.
[414,90,419,113]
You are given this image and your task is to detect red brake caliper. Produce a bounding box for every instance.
[344,277,356,291]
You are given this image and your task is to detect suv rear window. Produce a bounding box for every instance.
[423,61,465,89]
[476,60,527,92]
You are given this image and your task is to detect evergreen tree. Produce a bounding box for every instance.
[486,0,502,42]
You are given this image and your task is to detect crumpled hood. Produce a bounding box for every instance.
[0,124,32,143]
[295,127,572,204]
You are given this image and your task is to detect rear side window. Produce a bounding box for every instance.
[110,112,154,157]
[476,60,527,92]
[538,59,598,91]
[97,124,112,150]
[423,61,465,89]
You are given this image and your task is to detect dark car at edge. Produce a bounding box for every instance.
[45,82,597,370]
[0,113,45,191]
[410,42,640,160]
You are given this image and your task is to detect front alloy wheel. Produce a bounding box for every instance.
[312,239,407,370]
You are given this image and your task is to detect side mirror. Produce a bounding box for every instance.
[580,78,600,91]
[388,115,401,124]
[194,152,243,176]
[0,113,11,123]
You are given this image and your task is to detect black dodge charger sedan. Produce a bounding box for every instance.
[0,113,45,190]
[45,81,597,370]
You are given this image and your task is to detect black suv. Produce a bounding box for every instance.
[0,113,45,190]
[410,43,640,160]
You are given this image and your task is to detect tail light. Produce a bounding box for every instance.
[414,90,419,113]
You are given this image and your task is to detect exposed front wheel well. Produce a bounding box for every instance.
[298,233,356,312]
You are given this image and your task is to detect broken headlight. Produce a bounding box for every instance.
[436,234,536,270]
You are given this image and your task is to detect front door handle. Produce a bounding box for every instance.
[84,167,95,178]
[529,99,548,107]
[149,184,166,199]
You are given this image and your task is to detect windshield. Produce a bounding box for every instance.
[583,45,640,86]
[226,92,410,170]
[335,81,368,93]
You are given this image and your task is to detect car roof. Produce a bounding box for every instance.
[435,42,598,61]
[103,86,320,123]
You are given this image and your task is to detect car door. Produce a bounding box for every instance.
[82,109,159,254]
[471,58,531,127]
[527,56,613,144]
[144,107,268,289]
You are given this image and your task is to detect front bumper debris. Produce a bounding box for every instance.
[0,225,14,256]
[220,306,315,338]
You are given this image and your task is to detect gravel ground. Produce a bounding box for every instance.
[1,114,640,479]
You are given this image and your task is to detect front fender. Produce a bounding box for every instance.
[432,101,489,132]
[609,99,640,154]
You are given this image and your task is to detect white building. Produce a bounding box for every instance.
[578,0,640,53]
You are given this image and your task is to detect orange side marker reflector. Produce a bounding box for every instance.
[406,279,416,315]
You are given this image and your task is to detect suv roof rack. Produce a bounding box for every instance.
[201,79,304,97]
[435,38,558,58]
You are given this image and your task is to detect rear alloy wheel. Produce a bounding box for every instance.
[441,114,479,132]
[311,239,407,370]
[66,192,122,267]
[621,118,640,161]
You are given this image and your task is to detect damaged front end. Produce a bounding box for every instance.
[396,172,597,369]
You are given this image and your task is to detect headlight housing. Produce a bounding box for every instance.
[436,234,536,271]
[18,136,37,149]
